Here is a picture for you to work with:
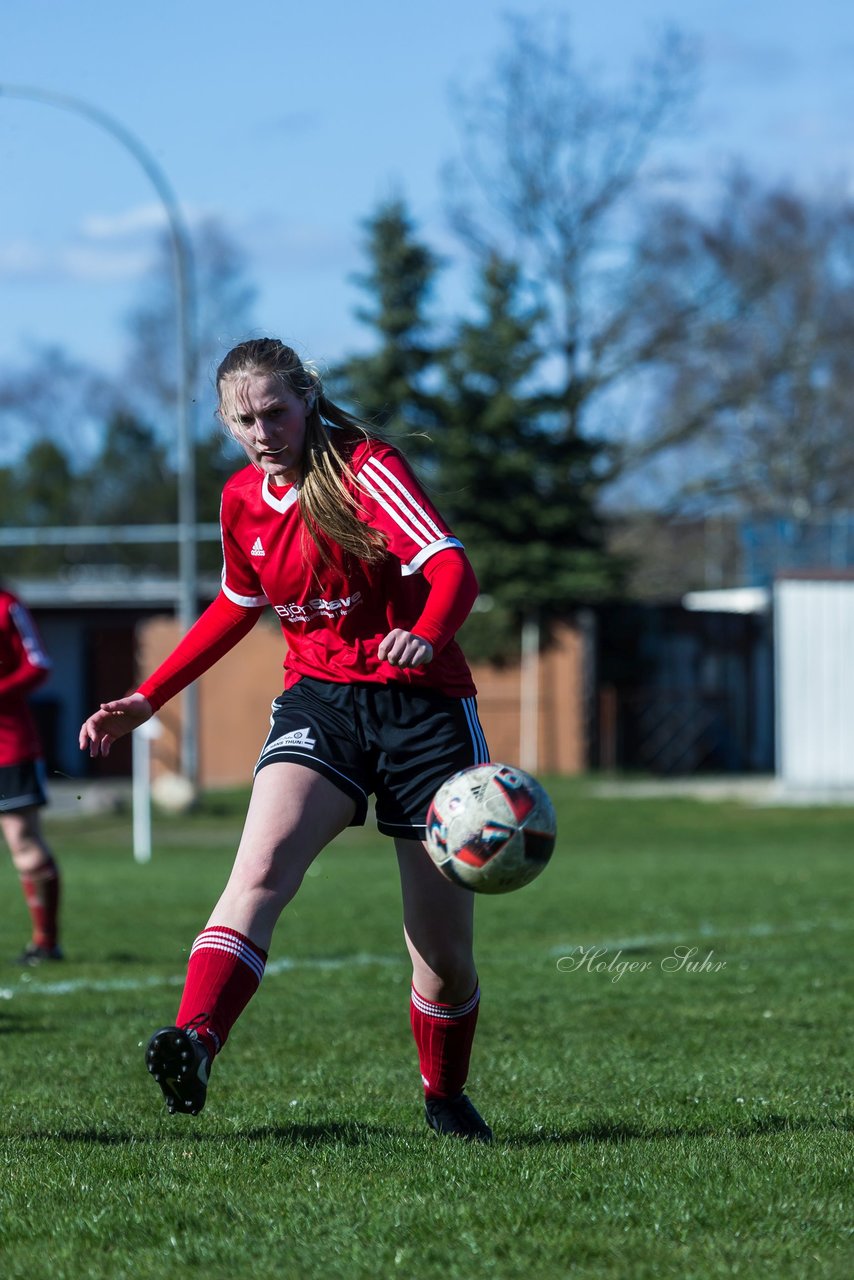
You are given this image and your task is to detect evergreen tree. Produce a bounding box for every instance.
[92,412,176,525]
[7,441,81,576]
[336,198,442,468]
[78,411,177,570]
[0,465,25,528]
[195,430,245,573]
[438,255,624,661]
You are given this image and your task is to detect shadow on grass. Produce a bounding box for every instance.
[502,1112,854,1145]
[0,1012,34,1035]
[242,1121,396,1145]
[14,1113,853,1148]
[14,1120,396,1147]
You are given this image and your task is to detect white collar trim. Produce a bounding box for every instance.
[262,475,299,514]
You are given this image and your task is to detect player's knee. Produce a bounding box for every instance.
[238,865,305,914]
[412,944,476,1000]
[12,841,54,875]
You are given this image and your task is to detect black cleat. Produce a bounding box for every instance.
[16,943,64,966]
[146,1024,212,1116]
[425,1093,493,1143]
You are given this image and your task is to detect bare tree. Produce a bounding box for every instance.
[445,13,698,443]
[625,170,854,517]
[123,216,257,433]
[0,346,118,466]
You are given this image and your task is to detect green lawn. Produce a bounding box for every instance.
[0,780,851,1279]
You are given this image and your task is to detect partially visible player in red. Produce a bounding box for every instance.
[0,584,64,964]
[79,338,493,1141]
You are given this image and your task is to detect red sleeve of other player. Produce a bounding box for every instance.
[0,599,52,703]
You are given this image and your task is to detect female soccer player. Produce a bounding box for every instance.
[0,584,64,964]
[79,338,492,1141]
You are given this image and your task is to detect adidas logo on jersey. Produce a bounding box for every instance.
[250,537,266,557]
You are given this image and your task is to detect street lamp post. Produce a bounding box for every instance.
[0,82,200,783]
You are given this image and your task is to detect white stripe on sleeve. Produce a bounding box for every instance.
[357,457,447,548]
[9,602,51,671]
[221,576,268,608]
[401,537,464,577]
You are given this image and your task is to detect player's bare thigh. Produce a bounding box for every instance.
[207,762,357,947]
[395,836,476,1004]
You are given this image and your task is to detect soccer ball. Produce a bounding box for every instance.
[425,763,557,894]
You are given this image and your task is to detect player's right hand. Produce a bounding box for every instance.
[78,692,154,757]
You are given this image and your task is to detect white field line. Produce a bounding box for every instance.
[548,916,852,956]
[0,952,400,1003]
[1,919,848,1003]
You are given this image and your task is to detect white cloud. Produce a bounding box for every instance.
[0,200,212,283]
[62,244,153,281]
[0,240,51,276]
[0,236,153,284]
[81,204,169,239]
[0,238,155,284]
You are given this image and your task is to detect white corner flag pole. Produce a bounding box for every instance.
[132,717,163,864]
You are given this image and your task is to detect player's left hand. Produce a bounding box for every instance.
[378,629,434,669]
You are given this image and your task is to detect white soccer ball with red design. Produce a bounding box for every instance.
[425,763,557,894]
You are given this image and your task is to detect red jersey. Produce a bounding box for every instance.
[0,590,51,765]
[219,437,476,697]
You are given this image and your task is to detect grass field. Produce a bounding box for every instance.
[0,778,851,1279]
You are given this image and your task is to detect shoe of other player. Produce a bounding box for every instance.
[146,1023,212,1116]
[16,943,64,966]
[425,1093,493,1143]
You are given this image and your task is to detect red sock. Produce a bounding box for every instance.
[20,860,61,949]
[410,984,481,1100]
[175,926,267,1057]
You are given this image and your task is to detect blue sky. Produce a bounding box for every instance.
[2,0,854,383]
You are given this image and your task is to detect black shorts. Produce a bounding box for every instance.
[0,759,48,813]
[255,677,490,839]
